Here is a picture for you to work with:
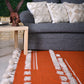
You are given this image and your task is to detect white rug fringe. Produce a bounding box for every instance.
[0,49,21,84]
[9,58,18,65]
[1,77,14,84]
[2,72,11,78]
[1,79,10,84]
[6,63,17,72]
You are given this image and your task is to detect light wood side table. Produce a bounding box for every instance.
[0,25,28,55]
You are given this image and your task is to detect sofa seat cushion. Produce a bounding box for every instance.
[28,33,84,50]
[24,23,84,33]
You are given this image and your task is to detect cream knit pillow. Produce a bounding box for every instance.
[27,2,51,24]
[63,2,84,23]
[47,3,69,23]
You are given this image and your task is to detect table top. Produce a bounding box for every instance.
[0,25,28,31]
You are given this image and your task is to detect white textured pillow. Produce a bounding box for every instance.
[27,2,51,23]
[63,2,84,23]
[47,3,69,23]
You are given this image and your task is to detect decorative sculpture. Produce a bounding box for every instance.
[5,0,24,26]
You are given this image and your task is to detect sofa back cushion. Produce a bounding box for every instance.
[26,23,84,33]
[63,2,84,23]
[47,3,69,23]
[61,0,84,4]
[27,2,51,23]
[32,0,60,3]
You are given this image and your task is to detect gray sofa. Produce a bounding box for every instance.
[20,0,84,51]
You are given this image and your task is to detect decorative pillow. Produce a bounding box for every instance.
[61,0,84,4]
[32,0,60,3]
[27,2,51,24]
[63,2,84,23]
[47,3,69,23]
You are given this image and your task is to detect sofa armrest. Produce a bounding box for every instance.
[20,10,35,24]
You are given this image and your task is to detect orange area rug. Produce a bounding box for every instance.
[13,50,84,84]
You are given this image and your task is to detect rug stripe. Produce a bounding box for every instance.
[24,51,32,83]
[49,50,61,70]
[58,58,77,84]
[35,51,38,70]
[33,51,35,70]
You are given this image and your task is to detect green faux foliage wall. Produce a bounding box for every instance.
[0,0,32,16]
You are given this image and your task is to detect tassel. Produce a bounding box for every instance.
[1,75,14,84]
[13,49,19,55]
[2,72,11,78]
[1,79,10,84]
[1,49,20,84]
[9,58,18,65]
[2,71,15,79]
[12,49,21,59]
[11,71,15,75]
[12,54,19,59]
[6,64,17,72]
[9,58,15,65]
[8,77,14,83]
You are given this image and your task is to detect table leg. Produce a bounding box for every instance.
[14,31,18,49]
[24,29,28,55]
